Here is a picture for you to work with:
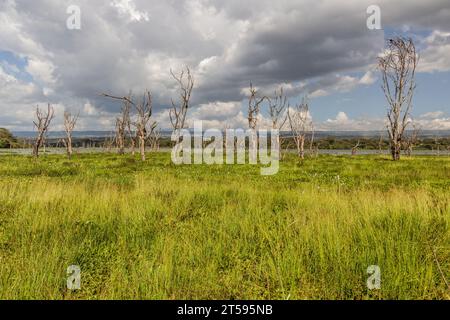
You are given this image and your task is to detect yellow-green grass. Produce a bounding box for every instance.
[0,153,448,299]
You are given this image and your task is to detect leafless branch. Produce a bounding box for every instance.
[32,103,55,157]
[379,37,418,160]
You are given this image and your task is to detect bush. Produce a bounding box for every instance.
[0,128,19,148]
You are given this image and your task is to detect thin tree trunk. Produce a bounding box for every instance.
[139,136,145,161]
[391,140,401,160]
[130,137,135,155]
[67,136,73,159]
[300,136,305,159]
[33,133,44,157]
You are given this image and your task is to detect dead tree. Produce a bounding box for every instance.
[287,97,312,159]
[114,118,126,154]
[433,136,441,156]
[268,87,288,156]
[63,111,79,159]
[351,140,360,156]
[104,132,115,152]
[404,121,420,156]
[378,132,384,154]
[101,92,133,154]
[134,91,156,161]
[32,104,54,157]
[126,111,136,155]
[169,67,194,138]
[102,91,155,160]
[268,87,287,130]
[149,127,161,151]
[117,97,132,154]
[248,83,267,130]
[120,92,134,154]
[309,123,316,157]
[379,37,418,161]
[247,83,267,160]
[56,138,64,148]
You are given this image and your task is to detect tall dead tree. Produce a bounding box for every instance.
[379,37,418,161]
[102,92,132,154]
[32,104,54,157]
[269,88,288,129]
[117,96,132,154]
[134,91,156,161]
[126,110,136,155]
[247,83,267,158]
[268,87,288,155]
[248,83,267,130]
[102,91,155,161]
[63,111,79,159]
[169,67,194,138]
[287,97,312,159]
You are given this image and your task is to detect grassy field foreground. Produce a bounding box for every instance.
[0,153,448,299]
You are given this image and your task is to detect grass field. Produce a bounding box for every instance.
[0,152,448,299]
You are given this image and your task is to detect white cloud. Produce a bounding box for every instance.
[419,30,450,72]
[111,0,150,22]
[189,101,250,129]
[416,110,450,129]
[26,57,56,85]
[419,111,445,119]
[305,71,377,98]
[359,71,377,85]
[317,110,450,131]
[0,65,41,103]
[320,111,384,131]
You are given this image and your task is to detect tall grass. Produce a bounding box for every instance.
[0,153,448,299]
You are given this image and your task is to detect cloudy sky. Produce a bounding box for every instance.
[1,0,450,131]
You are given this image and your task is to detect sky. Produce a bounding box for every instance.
[0,0,450,131]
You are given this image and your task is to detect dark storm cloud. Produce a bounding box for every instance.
[1,0,450,129]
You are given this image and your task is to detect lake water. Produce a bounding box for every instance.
[1,148,448,156]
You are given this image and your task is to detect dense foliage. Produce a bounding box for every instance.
[0,128,18,148]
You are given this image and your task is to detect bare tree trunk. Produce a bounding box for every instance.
[67,136,73,159]
[33,104,54,158]
[130,135,136,155]
[63,111,79,159]
[391,141,401,160]
[139,136,145,161]
[246,83,268,162]
[299,136,305,159]
[102,91,156,161]
[268,87,287,158]
[288,97,312,160]
[378,133,383,154]
[352,140,360,156]
[32,134,43,157]
[309,124,315,156]
[115,118,126,155]
[102,92,132,155]
[379,37,418,161]
[169,67,194,147]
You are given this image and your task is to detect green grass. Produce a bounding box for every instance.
[0,152,448,299]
